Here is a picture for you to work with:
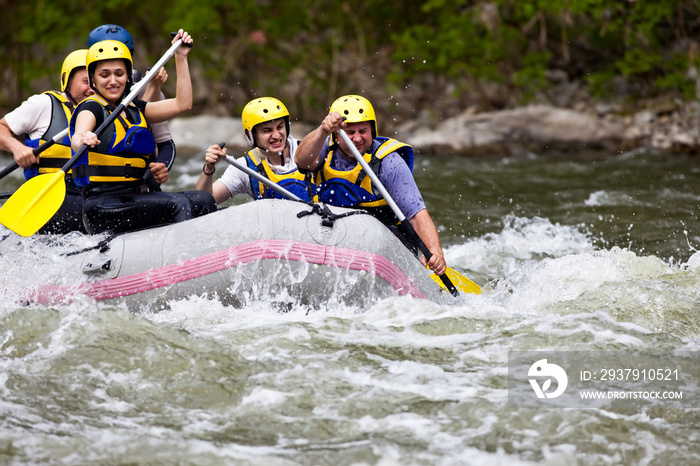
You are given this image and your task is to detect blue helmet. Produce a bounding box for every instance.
[87,24,134,52]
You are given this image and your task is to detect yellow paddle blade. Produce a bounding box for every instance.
[0,171,67,237]
[430,266,482,295]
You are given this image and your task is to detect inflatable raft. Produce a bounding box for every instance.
[7,199,459,311]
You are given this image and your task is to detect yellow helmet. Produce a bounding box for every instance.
[86,40,133,90]
[241,97,290,147]
[60,49,88,92]
[329,94,377,139]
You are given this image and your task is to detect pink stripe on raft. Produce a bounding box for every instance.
[30,240,427,304]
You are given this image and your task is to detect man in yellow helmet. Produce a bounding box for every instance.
[0,49,94,233]
[196,97,314,203]
[295,94,447,275]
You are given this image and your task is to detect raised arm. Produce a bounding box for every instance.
[295,111,345,170]
[143,29,193,124]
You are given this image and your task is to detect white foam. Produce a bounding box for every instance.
[445,215,595,286]
[584,190,638,207]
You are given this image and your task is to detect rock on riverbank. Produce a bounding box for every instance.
[170,102,700,156]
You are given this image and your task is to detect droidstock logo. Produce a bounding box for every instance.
[528,359,568,399]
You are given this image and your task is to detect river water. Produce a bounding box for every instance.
[1,149,699,465]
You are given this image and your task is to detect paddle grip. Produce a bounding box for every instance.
[171,32,193,47]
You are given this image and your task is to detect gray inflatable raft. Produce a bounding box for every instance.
[20,199,449,310]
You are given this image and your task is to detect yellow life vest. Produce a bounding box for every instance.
[246,147,315,202]
[23,91,74,177]
[316,137,413,208]
[70,95,155,187]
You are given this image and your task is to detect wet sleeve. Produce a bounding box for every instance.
[154,140,176,170]
[379,152,426,220]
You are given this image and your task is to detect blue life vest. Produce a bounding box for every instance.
[70,95,155,187]
[316,136,414,208]
[245,146,315,202]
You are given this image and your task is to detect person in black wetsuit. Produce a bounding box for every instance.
[69,30,216,235]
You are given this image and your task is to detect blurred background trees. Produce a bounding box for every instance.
[1,0,698,127]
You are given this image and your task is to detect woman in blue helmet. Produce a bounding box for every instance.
[70,30,216,235]
[87,24,176,192]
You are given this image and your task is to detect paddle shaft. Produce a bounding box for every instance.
[0,127,70,181]
[337,129,459,296]
[63,39,184,174]
[220,144,305,203]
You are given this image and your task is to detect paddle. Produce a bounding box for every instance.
[221,138,478,294]
[218,143,307,203]
[0,38,186,237]
[0,127,70,182]
[428,266,481,295]
[338,128,475,296]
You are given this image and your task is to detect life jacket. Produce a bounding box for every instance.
[70,95,155,187]
[23,91,74,180]
[316,136,414,211]
[245,146,315,202]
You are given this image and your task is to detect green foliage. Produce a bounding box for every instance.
[512,52,551,100]
[391,0,700,105]
[0,0,698,116]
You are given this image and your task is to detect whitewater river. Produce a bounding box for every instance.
[1,149,699,465]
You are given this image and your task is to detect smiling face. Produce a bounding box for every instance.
[254,118,288,153]
[337,121,373,158]
[92,59,128,104]
[66,69,94,104]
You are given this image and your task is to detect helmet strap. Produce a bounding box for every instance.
[245,129,255,147]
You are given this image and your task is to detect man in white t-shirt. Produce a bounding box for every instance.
[196,97,314,204]
[0,49,94,233]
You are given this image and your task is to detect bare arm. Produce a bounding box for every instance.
[408,208,446,276]
[143,29,193,124]
[0,117,37,167]
[71,110,99,151]
[295,111,345,170]
[195,144,232,204]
